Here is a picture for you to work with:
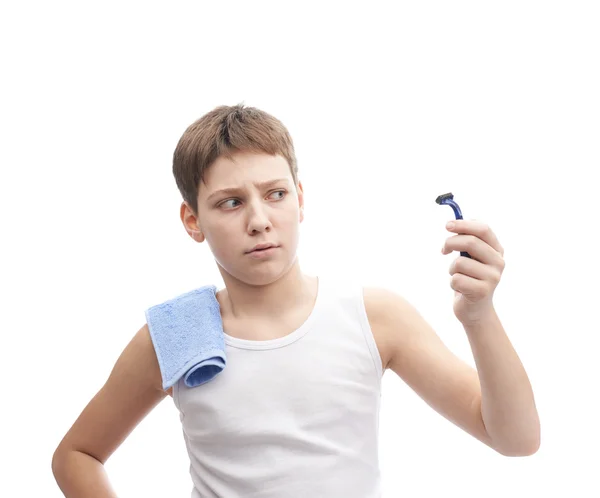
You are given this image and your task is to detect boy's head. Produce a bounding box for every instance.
[174,103,304,285]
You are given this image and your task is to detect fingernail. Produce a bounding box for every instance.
[446,221,455,230]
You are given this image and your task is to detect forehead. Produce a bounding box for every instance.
[201,152,292,192]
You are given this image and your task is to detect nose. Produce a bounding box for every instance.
[246,201,272,234]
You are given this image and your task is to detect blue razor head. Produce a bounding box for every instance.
[435,192,454,205]
[435,192,464,220]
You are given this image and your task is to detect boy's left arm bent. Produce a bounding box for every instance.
[364,219,540,457]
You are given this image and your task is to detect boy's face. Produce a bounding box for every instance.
[181,151,304,285]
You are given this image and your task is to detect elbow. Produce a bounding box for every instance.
[497,443,539,457]
[51,448,65,479]
[52,444,73,480]
[495,434,541,457]
[487,415,541,457]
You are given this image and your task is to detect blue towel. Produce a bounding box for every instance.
[145,285,226,390]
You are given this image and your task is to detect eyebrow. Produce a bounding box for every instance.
[206,178,290,202]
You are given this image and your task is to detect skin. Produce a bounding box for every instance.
[52,151,539,496]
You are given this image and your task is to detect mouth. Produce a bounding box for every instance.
[246,243,279,254]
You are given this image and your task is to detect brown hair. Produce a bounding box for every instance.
[173,102,299,215]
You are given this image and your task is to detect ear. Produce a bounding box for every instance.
[297,180,305,223]
[180,201,205,243]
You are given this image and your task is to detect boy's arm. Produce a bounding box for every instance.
[52,324,168,497]
[364,287,540,457]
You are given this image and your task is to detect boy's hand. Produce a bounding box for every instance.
[441,219,506,325]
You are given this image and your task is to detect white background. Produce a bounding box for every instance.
[2,1,599,496]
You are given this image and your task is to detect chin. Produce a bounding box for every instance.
[217,256,297,287]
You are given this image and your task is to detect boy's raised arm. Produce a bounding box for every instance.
[52,324,168,497]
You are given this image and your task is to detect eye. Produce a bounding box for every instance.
[269,190,287,200]
[219,199,241,209]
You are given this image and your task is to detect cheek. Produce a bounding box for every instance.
[203,221,238,252]
[282,211,302,242]
[282,201,301,221]
[279,210,301,233]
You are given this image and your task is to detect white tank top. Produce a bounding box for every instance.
[172,277,384,497]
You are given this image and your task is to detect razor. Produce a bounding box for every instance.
[435,192,472,259]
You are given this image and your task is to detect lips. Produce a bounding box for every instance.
[247,243,278,253]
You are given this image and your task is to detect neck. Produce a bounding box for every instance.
[217,260,317,319]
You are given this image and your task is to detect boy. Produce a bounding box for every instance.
[52,104,540,497]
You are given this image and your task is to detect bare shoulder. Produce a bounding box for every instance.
[362,285,458,371]
[362,286,492,448]
[362,287,418,371]
[53,324,170,464]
